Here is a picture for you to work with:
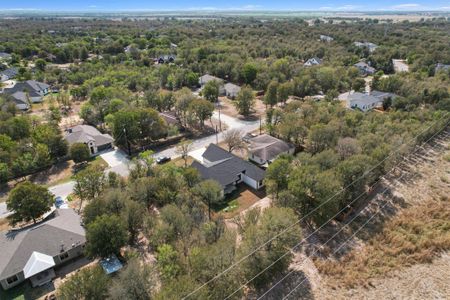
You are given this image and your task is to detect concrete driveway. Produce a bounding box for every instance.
[100,149,130,168]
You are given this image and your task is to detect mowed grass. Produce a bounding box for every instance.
[315,196,450,288]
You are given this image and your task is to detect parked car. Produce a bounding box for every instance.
[54,196,64,208]
[156,156,171,164]
[242,132,257,143]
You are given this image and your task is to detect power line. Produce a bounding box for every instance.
[259,125,449,300]
[181,113,449,299]
[224,118,449,300]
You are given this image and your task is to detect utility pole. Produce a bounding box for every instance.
[259,115,262,135]
[218,104,222,132]
[123,128,132,156]
[215,125,219,144]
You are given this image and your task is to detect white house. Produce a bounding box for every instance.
[65,125,114,155]
[304,57,322,67]
[224,82,241,99]
[354,41,378,53]
[354,61,376,75]
[247,134,295,166]
[338,90,397,112]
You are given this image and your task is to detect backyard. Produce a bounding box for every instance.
[214,183,266,219]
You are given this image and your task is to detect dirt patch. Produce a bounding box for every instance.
[218,96,266,120]
[29,160,75,187]
[218,184,266,219]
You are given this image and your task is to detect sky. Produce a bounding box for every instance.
[1,0,450,11]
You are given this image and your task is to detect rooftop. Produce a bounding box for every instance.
[248,134,294,162]
[0,209,85,280]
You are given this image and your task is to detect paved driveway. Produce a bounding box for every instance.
[0,202,11,218]
[100,149,130,167]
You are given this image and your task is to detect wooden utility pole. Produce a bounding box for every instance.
[123,128,132,156]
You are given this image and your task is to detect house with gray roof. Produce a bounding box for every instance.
[435,63,450,73]
[191,143,265,194]
[199,74,226,95]
[9,91,31,110]
[65,125,114,155]
[304,57,322,67]
[224,82,241,99]
[0,52,12,61]
[0,209,86,290]
[354,41,378,53]
[354,61,376,76]
[0,67,18,82]
[248,134,295,166]
[338,90,397,112]
[3,80,50,104]
[320,35,334,42]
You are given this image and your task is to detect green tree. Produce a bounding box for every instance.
[57,266,109,300]
[109,258,156,300]
[188,98,214,129]
[35,58,47,72]
[70,143,90,164]
[264,80,278,107]
[7,182,53,225]
[157,244,182,282]
[193,180,223,220]
[0,162,9,183]
[73,165,105,212]
[242,62,258,84]
[234,86,254,116]
[122,200,146,245]
[264,156,292,199]
[85,214,127,258]
[202,80,220,103]
[239,207,301,288]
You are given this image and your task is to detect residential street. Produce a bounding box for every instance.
[0,111,262,218]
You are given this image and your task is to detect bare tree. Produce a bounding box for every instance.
[223,129,246,152]
[176,139,193,167]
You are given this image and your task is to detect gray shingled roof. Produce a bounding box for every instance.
[0,209,85,280]
[65,125,113,147]
[191,144,265,188]
[224,83,241,94]
[249,134,294,162]
[3,80,49,98]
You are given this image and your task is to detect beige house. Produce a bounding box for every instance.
[248,134,295,166]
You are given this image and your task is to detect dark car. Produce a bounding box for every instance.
[54,196,64,208]
[156,156,171,164]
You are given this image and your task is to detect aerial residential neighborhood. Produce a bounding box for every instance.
[0,5,449,300]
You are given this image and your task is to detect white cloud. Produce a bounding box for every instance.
[391,3,421,9]
[336,4,362,10]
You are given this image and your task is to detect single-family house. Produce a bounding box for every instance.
[354,61,376,75]
[392,59,409,73]
[198,74,225,95]
[338,90,397,112]
[354,41,378,53]
[157,55,176,64]
[9,91,31,110]
[65,125,114,155]
[0,67,18,82]
[0,52,12,61]
[304,57,322,67]
[3,80,50,103]
[0,209,86,290]
[320,35,334,42]
[247,134,295,166]
[191,143,265,194]
[224,82,241,99]
[435,63,450,73]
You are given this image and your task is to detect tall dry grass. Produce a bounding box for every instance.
[315,196,450,288]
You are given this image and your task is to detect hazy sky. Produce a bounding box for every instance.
[2,0,450,11]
